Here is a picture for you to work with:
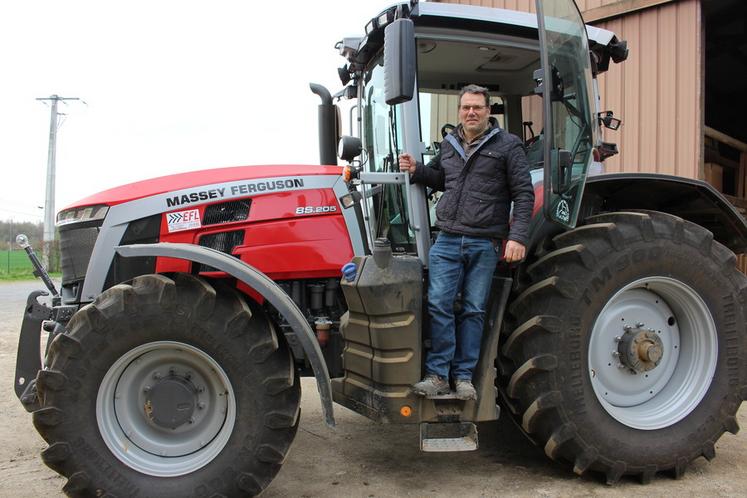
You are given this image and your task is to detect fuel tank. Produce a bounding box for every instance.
[333,244,424,423]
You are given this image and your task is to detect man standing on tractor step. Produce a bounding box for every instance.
[399,84,534,400]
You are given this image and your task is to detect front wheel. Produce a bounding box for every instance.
[33,273,300,497]
[500,211,747,483]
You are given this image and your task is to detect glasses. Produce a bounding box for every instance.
[459,104,488,112]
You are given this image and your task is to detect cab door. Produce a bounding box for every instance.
[536,0,597,228]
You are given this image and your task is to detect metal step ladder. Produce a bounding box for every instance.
[419,391,478,452]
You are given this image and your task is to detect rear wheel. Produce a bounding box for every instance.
[500,211,747,483]
[34,273,300,497]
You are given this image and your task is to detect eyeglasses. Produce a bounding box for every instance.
[459,104,488,112]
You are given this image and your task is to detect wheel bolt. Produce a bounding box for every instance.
[197,402,206,410]
[188,417,195,424]
[153,372,162,380]
[143,385,151,393]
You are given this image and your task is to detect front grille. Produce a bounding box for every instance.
[203,200,251,225]
[194,230,245,273]
[60,226,99,284]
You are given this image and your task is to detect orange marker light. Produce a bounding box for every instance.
[400,405,412,417]
[343,165,352,183]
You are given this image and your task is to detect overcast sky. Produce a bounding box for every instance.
[0,0,397,223]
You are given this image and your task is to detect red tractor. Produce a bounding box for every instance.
[15,1,747,496]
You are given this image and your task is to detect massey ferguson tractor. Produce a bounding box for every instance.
[14,0,747,496]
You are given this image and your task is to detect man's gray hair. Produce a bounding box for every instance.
[459,84,490,107]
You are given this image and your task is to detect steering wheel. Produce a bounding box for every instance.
[440,123,456,139]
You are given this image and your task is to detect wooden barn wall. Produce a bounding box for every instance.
[435,0,703,180]
[737,255,747,273]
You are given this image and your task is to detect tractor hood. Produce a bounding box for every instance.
[64,165,343,210]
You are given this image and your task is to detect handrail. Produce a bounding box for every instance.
[705,126,747,153]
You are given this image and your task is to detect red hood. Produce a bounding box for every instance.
[65,164,343,209]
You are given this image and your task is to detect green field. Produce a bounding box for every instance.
[0,250,34,279]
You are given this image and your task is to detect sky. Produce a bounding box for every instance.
[0,0,398,223]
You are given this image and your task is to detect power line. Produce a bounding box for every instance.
[0,207,44,218]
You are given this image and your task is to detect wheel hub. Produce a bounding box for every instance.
[145,375,197,429]
[588,278,718,430]
[617,325,664,373]
[98,342,236,476]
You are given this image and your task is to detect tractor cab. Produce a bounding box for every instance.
[321,0,627,449]
[330,0,626,262]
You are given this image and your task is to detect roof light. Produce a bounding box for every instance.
[366,7,395,35]
[377,11,392,29]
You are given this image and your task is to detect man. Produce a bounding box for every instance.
[399,84,534,400]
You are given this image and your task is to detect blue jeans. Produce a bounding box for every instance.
[425,233,499,381]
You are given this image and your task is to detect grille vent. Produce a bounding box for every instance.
[195,230,245,273]
[203,200,251,226]
[60,226,99,284]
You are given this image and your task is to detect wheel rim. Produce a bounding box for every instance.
[97,341,236,477]
[588,277,717,430]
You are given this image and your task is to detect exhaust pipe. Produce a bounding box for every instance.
[309,83,337,166]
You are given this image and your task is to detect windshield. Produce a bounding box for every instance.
[360,55,416,253]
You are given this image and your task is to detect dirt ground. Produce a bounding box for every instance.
[1,279,746,497]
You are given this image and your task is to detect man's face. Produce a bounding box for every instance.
[458,92,490,137]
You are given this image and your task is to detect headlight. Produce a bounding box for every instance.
[56,204,109,226]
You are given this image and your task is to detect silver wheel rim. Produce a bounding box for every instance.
[588,277,717,430]
[97,341,236,476]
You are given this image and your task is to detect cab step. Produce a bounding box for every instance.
[419,422,478,452]
[425,391,461,400]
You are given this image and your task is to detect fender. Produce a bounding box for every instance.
[528,173,747,254]
[116,242,335,427]
[584,173,747,253]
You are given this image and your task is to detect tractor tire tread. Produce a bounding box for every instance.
[33,273,300,498]
[498,211,747,484]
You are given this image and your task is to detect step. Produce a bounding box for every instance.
[420,422,478,452]
[425,391,462,400]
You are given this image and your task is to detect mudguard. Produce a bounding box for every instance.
[116,243,335,427]
[584,173,747,253]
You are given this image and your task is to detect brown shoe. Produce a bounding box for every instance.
[412,374,450,396]
[455,379,477,400]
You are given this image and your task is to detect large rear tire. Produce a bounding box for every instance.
[500,211,747,483]
[33,273,300,497]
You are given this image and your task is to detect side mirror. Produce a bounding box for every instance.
[338,136,362,162]
[598,111,622,130]
[384,19,416,105]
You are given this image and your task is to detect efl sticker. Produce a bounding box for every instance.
[167,209,201,232]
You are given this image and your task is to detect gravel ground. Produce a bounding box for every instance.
[1,279,745,497]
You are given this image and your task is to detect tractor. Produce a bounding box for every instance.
[15,0,747,496]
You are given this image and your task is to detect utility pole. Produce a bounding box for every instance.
[36,94,80,269]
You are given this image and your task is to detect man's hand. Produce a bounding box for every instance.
[399,153,416,174]
[504,240,527,263]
